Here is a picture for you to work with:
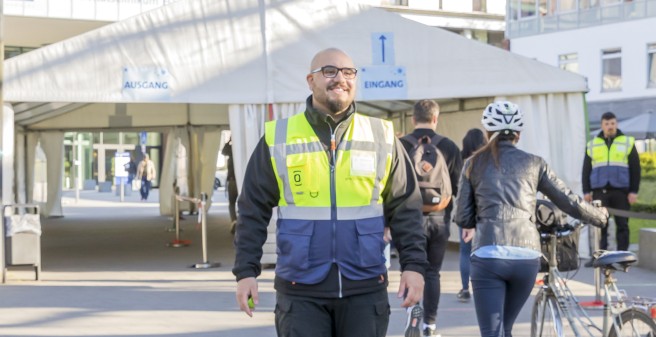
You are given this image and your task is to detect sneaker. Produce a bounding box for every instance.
[457,289,471,303]
[423,327,441,337]
[404,304,423,337]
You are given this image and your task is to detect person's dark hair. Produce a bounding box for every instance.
[461,128,487,160]
[601,111,616,121]
[466,132,517,177]
[413,99,439,124]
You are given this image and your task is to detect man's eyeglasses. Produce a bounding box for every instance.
[311,66,358,79]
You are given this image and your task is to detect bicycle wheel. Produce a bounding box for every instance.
[531,290,563,337]
[607,308,656,337]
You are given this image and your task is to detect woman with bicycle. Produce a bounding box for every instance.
[454,101,608,337]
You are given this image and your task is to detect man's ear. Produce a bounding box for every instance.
[306,74,314,89]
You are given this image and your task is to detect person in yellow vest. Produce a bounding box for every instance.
[582,111,640,252]
[232,48,428,337]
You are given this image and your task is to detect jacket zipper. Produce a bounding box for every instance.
[328,121,343,298]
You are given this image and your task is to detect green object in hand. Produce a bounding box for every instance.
[248,296,255,309]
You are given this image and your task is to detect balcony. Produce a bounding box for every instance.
[5,0,177,22]
[506,0,656,38]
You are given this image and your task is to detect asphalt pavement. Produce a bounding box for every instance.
[1,188,655,337]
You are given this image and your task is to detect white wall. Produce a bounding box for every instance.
[510,18,656,103]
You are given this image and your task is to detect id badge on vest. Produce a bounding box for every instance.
[350,150,376,177]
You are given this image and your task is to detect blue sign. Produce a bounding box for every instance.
[371,33,395,65]
[358,65,407,100]
[139,131,147,146]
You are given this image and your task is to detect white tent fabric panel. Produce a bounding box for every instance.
[498,93,586,194]
[26,132,65,218]
[5,0,587,105]
[2,104,15,205]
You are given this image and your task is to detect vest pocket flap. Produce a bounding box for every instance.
[355,218,384,235]
[286,153,306,167]
[278,219,314,236]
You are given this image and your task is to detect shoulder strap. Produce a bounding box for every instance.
[401,134,419,147]
[431,134,445,147]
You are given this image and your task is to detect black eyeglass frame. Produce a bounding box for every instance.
[310,66,358,79]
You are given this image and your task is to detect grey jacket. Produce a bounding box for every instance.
[455,141,607,253]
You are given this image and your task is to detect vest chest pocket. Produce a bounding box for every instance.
[277,219,315,270]
[286,152,323,204]
[350,150,377,178]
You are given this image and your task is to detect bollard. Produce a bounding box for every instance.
[190,193,221,269]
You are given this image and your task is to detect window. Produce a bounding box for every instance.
[559,53,579,73]
[556,0,576,12]
[648,43,656,88]
[521,0,538,18]
[602,49,622,91]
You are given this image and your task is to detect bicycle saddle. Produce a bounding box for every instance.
[592,251,637,272]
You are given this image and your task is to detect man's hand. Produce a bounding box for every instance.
[584,193,593,203]
[628,193,638,204]
[397,270,424,308]
[236,277,258,317]
[462,228,475,243]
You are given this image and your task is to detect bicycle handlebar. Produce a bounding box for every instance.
[538,220,583,240]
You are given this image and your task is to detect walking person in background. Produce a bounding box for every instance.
[136,153,156,201]
[455,101,608,337]
[125,154,138,189]
[582,111,640,254]
[233,48,428,337]
[401,99,462,337]
[221,136,238,234]
[455,128,487,303]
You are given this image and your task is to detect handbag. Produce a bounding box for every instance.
[536,199,580,273]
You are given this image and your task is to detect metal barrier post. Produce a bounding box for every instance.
[581,200,604,308]
[591,225,603,302]
[1,206,5,284]
[190,193,220,269]
[167,188,190,248]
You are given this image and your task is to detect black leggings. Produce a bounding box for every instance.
[470,256,539,337]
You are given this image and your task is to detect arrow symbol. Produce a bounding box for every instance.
[379,35,387,63]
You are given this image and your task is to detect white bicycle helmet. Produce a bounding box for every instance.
[481,101,524,133]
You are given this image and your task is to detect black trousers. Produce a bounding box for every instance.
[592,189,630,251]
[274,289,390,337]
[422,213,449,325]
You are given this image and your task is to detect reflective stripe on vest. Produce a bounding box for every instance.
[586,135,634,189]
[264,112,394,283]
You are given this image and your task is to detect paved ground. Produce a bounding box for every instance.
[1,188,655,337]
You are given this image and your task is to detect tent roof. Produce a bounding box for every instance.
[5,0,587,107]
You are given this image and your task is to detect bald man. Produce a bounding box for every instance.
[233,48,428,337]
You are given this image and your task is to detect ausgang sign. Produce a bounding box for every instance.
[122,67,171,100]
[358,65,408,100]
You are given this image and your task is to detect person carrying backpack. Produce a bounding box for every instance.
[401,99,463,337]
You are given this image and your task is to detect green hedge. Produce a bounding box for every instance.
[631,202,656,213]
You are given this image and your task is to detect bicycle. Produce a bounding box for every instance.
[530,205,656,337]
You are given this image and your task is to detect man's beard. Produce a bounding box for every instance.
[326,98,349,115]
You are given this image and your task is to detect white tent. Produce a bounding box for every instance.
[3,0,589,217]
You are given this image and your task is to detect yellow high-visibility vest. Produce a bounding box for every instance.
[586,135,634,189]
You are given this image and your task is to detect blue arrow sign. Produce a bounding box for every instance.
[372,32,394,65]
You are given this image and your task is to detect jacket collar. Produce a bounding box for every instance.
[304,95,356,128]
[596,129,624,140]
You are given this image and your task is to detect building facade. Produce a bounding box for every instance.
[507,0,656,128]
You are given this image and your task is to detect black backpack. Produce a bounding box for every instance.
[402,134,452,212]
